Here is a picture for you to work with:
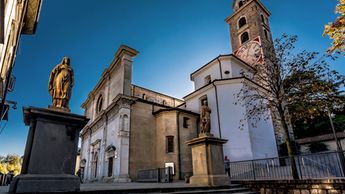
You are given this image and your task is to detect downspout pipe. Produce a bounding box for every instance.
[217,57,223,79]
[212,82,222,138]
[176,111,182,180]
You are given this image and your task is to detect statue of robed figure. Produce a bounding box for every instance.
[200,100,211,134]
[48,56,74,111]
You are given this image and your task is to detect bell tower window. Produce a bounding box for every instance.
[264,29,269,40]
[238,1,244,8]
[261,14,265,24]
[238,17,247,29]
[240,32,249,44]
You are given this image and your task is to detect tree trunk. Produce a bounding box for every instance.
[279,107,300,180]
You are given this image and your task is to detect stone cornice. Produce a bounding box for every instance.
[81,45,138,109]
[80,94,135,135]
[225,0,271,23]
[184,77,245,100]
[190,54,255,81]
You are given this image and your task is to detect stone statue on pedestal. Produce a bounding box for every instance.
[200,100,211,134]
[10,56,88,193]
[48,56,74,112]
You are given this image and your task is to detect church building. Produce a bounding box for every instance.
[79,0,278,183]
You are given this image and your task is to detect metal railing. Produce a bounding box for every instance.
[137,167,173,183]
[0,173,8,186]
[230,151,345,180]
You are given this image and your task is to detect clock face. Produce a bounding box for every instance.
[234,37,263,65]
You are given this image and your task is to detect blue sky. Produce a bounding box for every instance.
[0,0,343,156]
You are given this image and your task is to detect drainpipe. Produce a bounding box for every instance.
[212,82,222,138]
[176,111,182,180]
[217,57,223,79]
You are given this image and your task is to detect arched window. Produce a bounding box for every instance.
[261,14,265,24]
[238,1,244,8]
[240,32,249,44]
[122,114,129,131]
[96,95,103,114]
[264,29,269,40]
[238,17,247,28]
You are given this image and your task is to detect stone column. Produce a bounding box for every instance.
[186,134,230,186]
[9,107,88,193]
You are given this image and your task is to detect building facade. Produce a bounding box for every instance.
[0,0,41,117]
[80,0,279,182]
[80,46,198,182]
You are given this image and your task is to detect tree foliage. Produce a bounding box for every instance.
[323,0,345,53]
[236,34,345,179]
[308,142,329,153]
[0,154,22,175]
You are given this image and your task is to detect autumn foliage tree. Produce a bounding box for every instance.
[237,34,345,179]
[324,0,345,53]
[0,154,22,176]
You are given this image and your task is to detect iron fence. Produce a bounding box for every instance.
[0,173,8,186]
[230,151,345,180]
[137,167,173,183]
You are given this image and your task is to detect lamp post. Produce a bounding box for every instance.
[326,108,345,176]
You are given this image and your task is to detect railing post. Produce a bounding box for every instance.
[296,155,303,180]
[157,168,161,183]
[251,160,256,180]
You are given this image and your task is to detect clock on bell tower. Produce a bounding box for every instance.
[226,0,274,66]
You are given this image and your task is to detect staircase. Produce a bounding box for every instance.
[147,184,258,194]
[80,183,258,194]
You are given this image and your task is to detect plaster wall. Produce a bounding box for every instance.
[129,101,156,180]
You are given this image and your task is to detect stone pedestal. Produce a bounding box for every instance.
[9,107,88,193]
[186,134,230,186]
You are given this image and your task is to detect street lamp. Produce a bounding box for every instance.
[326,107,345,176]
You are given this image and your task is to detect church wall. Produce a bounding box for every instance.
[109,64,124,103]
[215,81,253,161]
[129,101,156,180]
[105,112,121,179]
[193,61,221,90]
[154,111,197,180]
[131,85,184,107]
[90,126,104,180]
[247,107,279,159]
[219,58,232,79]
[185,87,220,138]
[80,131,90,179]
[231,59,246,77]
[155,111,179,179]
[177,112,198,179]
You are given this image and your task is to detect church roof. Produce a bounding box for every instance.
[152,107,199,116]
[227,0,271,22]
[190,54,255,81]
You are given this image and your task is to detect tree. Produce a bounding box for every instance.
[308,142,329,153]
[237,34,345,179]
[323,0,345,53]
[0,154,22,175]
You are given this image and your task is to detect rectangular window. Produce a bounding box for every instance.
[166,136,174,153]
[204,75,211,85]
[108,157,113,177]
[183,117,190,128]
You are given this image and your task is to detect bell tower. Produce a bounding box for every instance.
[225,0,274,65]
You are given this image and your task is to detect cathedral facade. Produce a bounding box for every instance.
[79,0,279,182]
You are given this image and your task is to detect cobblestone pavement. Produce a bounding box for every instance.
[80,181,197,191]
[0,182,207,193]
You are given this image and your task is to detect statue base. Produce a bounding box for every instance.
[186,134,230,186]
[9,107,88,193]
[48,105,70,112]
